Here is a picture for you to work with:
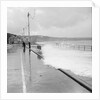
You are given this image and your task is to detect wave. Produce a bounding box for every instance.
[41,44,92,77]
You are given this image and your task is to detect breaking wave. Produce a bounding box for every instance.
[42,44,92,77]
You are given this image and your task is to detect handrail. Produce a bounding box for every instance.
[26,46,44,59]
[56,43,92,51]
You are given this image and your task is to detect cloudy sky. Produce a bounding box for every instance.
[7,7,92,38]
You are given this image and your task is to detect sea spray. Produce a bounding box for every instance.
[42,44,92,77]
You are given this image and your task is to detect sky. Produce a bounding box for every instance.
[7,7,92,38]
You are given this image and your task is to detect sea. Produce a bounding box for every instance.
[39,39,92,77]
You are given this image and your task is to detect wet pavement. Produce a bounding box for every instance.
[7,44,91,93]
[7,45,22,93]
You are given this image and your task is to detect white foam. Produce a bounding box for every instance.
[42,44,92,77]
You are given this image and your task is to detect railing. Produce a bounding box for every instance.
[70,45,92,51]
[55,43,92,51]
[26,45,43,59]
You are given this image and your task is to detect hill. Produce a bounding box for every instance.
[7,33,22,44]
[7,33,92,44]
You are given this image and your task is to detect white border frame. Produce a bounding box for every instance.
[0,1,100,100]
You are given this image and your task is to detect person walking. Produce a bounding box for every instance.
[22,41,26,52]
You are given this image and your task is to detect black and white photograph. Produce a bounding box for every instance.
[0,0,100,100]
[7,7,92,93]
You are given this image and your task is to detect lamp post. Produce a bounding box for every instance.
[27,12,31,51]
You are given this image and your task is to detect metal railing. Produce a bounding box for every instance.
[55,43,92,51]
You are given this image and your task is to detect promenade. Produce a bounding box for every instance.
[7,44,91,93]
